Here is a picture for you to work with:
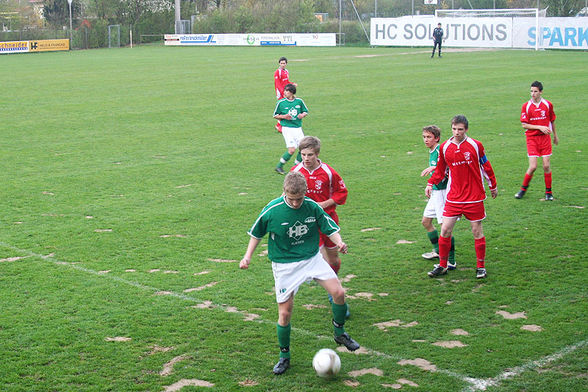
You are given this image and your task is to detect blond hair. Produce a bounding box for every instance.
[284,172,307,195]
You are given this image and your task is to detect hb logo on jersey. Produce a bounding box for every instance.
[288,108,298,118]
[288,221,308,240]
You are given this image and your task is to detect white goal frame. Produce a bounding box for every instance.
[435,8,547,50]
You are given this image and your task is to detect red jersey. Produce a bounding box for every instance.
[428,136,497,204]
[520,98,556,137]
[274,68,291,100]
[291,161,348,220]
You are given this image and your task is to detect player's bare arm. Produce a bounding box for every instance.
[274,114,293,120]
[328,232,348,254]
[522,122,551,134]
[421,166,435,177]
[240,236,262,269]
[318,198,336,210]
[425,184,433,198]
[552,123,558,145]
[297,112,308,120]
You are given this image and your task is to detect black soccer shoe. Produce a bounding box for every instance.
[275,167,285,175]
[514,190,526,199]
[273,358,290,375]
[428,265,448,278]
[334,332,360,351]
[545,193,554,201]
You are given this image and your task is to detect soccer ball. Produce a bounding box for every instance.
[312,348,341,377]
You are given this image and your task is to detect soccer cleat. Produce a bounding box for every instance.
[428,265,448,278]
[275,167,285,175]
[272,358,290,375]
[447,261,457,270]
[476,268,487,279]
[545,193,554,201]
[422,251,439,260]
[334,332,360,351]
[514,190,526,199]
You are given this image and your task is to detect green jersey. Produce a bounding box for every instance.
[248,196,339,263]
[273,97,308,129]
[429,144,448,190]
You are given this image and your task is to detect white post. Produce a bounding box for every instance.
[175,0,181,33]
[339,0,342,46]
[130,29,133,48]
[375,0,377,18]
[67,0,73,45]
[535,8,539,51]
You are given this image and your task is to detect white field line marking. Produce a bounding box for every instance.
[461,339,588,391]
[4,241,580,389]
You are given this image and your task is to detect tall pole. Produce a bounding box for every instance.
[67,0,73,44]
[375,0,377,18]
[175,0,181,33]
[339,0,342,46]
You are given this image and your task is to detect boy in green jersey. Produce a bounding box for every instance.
[240,172,359,375]
[420,125,456,269]
[273,84,308,175]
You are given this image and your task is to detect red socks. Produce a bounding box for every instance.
[475,237,486,268]
[438,236,451,268]
[521,173,533,190]
[544,172,552,193]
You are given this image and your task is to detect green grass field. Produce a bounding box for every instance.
[1,45,586,391]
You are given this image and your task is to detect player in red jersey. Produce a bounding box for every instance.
[515,81,558,201]
[425,115,498,279]
[274,57,297,133]
[291,136,348,274]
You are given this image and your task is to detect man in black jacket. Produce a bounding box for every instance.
[432,23,444,58]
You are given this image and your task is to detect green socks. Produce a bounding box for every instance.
[427,229,439,253]
[331,302,348,336]
[277,323,291,359]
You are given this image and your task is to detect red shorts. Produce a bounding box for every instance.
[319,212,339,249]
[443,201,486,222]
[526,134,552,157]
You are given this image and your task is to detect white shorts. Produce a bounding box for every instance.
[423,188,447,224]
[282,127,304,149]
[272,252,337,303]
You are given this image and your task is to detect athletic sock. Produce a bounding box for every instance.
[448,236,455,263]
[521,173,533,190]
[331,303,348,336]
[544,172,552,193]
[277,323,291,359]
[475,237,486,269]
[438,235,451,268]
[427,229,439,253]
[278,151,293,168]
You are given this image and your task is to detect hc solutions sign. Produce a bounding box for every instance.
[371,17,588,49]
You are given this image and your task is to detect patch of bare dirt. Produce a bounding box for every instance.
[373,320,418,331]
[238,379,258,386]
[496,310,527,319]
[302,304,327,310]
[0,256,29,263]
[207,258,237,263]
[432,340,468,348]
[163,379,214,391]
[450,329,469,336]
[337,346,369,355]
[192,301,214,309]
[340,274,357,282]
[105,337,131,342]
[396,240,415,244]
[160,355,190,376]
[348,368,384,377]
[521,324,543,332]
[397,358,436,372]
[344,380,361,387]
[184,282,218,293]
[360,227,381,232]
[194,270,210,276]
[382,384,402,389]
[398,378,419,387]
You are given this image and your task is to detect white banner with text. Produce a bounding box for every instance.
[165,33,336,47]
[370,16,588,50]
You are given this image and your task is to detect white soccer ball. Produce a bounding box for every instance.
[312,348,341,377]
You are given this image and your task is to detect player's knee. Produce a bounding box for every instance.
[288,147,296,155]
[329,285,345,303]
